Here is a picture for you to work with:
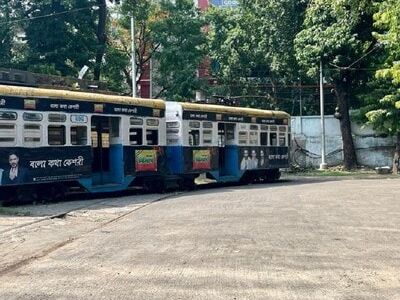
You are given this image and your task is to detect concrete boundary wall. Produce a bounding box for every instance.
[291,115,395,168]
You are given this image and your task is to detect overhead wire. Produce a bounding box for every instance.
[0,4,105,26]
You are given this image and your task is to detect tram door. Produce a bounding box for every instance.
[91,116,122,185]
[218,123,236,176]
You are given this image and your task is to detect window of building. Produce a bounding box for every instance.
[129,128,143,145]
[0,123,16,145]
[189,130,200,146]
[23,112,42,122]
[71,126,88,145]
[48,125,66,145]
[48,113,66,122]
[23,124,41,145]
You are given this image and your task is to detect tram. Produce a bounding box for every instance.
[0,85,166,201]
[165,101,290,187]
[0,84,290,203]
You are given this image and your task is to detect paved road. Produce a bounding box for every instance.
[1,178,400,299]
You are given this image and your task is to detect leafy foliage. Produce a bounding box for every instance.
[206,1,307,109]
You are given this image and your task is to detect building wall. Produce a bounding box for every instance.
[291,116,396,168]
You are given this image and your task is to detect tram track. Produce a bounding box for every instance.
[0,192,183,276]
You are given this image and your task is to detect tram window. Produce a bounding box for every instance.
[0,124,16,130]
[167,128,179,134]
[48,113,66,122]
[101,133,110,148]
[129,128,143,145]
[203,121,213,129]
[288,134,291,147]
[226,123,235,142]
[260,125,268,131]
[110,118,120,138]
[23,124,41,145]
[48,125,66,145]
[250,124,259,131]
[189,130,200,146]
[146,119,159,126]
[71,126,88,145]
[0,123,16,145]
[270,125,278,131]
[189,121,200,128]
[238,131,248,145]
[23,112,43,122]
[249,131,258,145]
[91,131,98,148]
[146,129,158,145]
[279,133,286,146]
[270,132,278,146]
[203,130,212,144]
[130,117,143,126]
[260,132,268,146]
[279,126,287,132]
[167,121,179,128]
[0,111,17,120]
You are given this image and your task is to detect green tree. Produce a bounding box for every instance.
[294,0,377,170]
[206,0,307,110]
[363,0,400,173]
[20,0,106,79]
[151,0,207,100]
[117,0,206,99]
[0,0,26,68]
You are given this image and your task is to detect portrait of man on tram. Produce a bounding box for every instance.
[1,152,29,185]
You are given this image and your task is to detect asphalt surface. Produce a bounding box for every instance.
[1,177,400,299]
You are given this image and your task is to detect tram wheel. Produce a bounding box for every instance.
[38,184,66,203]
[183,178,196,191]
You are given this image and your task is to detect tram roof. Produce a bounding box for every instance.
[0,85,165,110]
[180,102,290,119]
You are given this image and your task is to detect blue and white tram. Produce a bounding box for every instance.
[165,102,290,185]
[0,85,166,201]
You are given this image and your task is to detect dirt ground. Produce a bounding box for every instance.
[0,177,399,299]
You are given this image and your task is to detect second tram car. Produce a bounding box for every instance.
[165,102,290,186]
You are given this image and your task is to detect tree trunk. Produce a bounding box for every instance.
[334,78,358,170]
[393,132,400,174]
[93,0,107,81]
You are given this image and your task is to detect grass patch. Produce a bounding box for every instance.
[287,168,376,177]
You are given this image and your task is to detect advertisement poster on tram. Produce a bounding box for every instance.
[193,149,211,170]
[0,147,91,186]
[135,149,157,172]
